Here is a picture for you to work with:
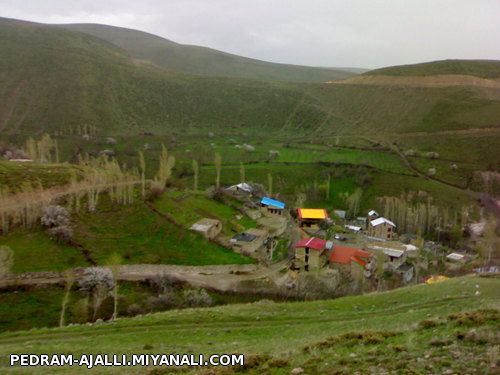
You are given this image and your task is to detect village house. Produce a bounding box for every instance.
[382,248,413,282]
[329,245,374,278]
[368,210,379,220]
[230,228,269,255]
[368,217,396,240]
[260,197,285,216]
[294,237,332,271]
[297,208,329,227]
[189,218,222,240]
[382,248,406,268]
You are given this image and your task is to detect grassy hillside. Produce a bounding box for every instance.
[0,14,498,169]
[366,59,500,78]
[2,17,499,141]
[0,275,498,373]
[0,191,253,273]
[60,23,356,83]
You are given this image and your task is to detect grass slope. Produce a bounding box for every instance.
[1,17,499,141]
[366,59,500,78]
[0,275,498,373]
[60,23,356,83]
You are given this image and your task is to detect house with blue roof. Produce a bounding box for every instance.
[260,197,285,216]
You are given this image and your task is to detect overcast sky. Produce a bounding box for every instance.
[1,0,499,68]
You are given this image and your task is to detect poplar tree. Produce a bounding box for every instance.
[214,153,222,189]
[192,159,199,191]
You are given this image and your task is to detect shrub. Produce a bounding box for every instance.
[126,303,143,316]
[419,319,440,329]
[147,292,175,311]
[148,180,165,200]
[41,205,70,227]
[182,289,213,307]
[47,225,73,243]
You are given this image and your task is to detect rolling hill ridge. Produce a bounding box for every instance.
[0,17,499,153]
[59,22,358,83]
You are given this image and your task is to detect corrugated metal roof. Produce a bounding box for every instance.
[382,248,404,257]
[295,237,327,250]
[297,208,328,220]
[261,197,285,209]
[370,217,396,227]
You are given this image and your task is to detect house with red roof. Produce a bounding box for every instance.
[293,237,333,271]
[329,245,375,278]
[329,245,372,267]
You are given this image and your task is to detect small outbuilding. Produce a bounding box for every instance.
[382,248,406,268]
[189,218,222,240]
[226,183,253,194]
[333,210,346,219]
[368,217,396,240]
[297,208,329,227]
[260,197,285,216]
[368,210,379,219]
[294,237,333,271]
[345,224,362,233]
[446,252,466,262]
[230,228,269,254]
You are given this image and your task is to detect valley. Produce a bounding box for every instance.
[0,14,499,375]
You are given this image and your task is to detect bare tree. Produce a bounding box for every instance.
[267,173,273,195]
[0,245,14,278]
[78,267,115,320]
[138,151,146,198]
[59,270,75,327]
[105,253,123,321]
[192,159,199,191]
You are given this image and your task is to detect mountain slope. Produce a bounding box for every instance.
[0,17,327,136]
[365,59,500,78]
[60,22,357,83]
[1,17,499,144]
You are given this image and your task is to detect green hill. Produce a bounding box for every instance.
[0,275,498,373]
[1,17,499,172]
[58,22,356,83]
[365,59,500,78]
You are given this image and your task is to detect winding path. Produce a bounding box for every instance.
[0,260,290,292]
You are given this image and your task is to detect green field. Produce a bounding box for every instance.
[153,190,256,235]
[0,275,498,373]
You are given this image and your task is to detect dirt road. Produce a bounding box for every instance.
[0,261,290,292]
